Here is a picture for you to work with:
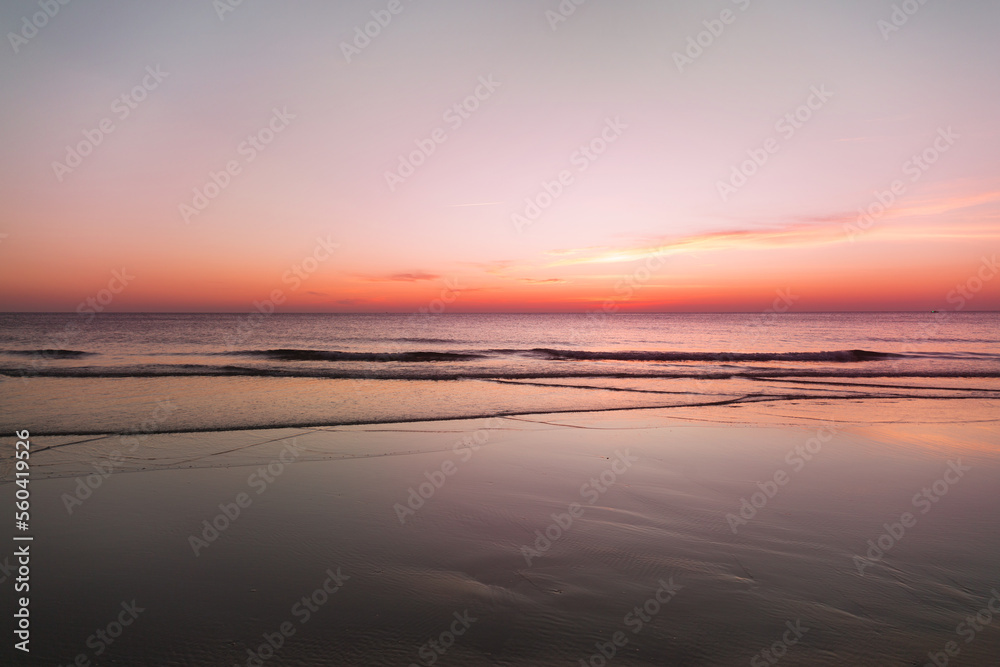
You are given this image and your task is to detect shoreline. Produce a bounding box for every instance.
[4,399,1000,665]
[6,377,1000,439]
[10,393,1000,479]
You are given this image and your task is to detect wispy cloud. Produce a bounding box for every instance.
[364,272,442,282]
[547,189,1000,267]
[835,136,889,143]
[892,190,1000,218]
[462,260,516,275]
[548,224,845,267]
[544,247,600,257]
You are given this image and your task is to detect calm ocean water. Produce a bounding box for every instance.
[3,313,1000,666]
[1,312,998,434]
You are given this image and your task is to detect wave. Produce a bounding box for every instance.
[218,347,905,363]
[310,336,462,344]
[5,365,998,381]
[867,337,999,344]
[0,346,914,364]
[229,349,486,362]
[523,348,904,362]
[2,349,94,358]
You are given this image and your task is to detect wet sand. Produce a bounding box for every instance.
[4,398,1000,665]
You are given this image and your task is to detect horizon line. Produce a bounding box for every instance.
[3,310,997,315]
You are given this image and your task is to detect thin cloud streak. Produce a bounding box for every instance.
[547,190,1000,268]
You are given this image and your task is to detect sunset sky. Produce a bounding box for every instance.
[1,0,998,312]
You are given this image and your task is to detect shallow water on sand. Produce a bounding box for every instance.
[2,312,999,435]
[3,399,999,666]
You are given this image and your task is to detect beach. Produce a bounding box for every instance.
[4,394,1000,666]
[4,0,1000,662]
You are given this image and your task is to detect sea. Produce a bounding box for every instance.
[3,312,1000,666]
[1,311,997,436]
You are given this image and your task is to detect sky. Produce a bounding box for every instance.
[0,0,998,312]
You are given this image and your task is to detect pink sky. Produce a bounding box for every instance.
[1,0,998,311]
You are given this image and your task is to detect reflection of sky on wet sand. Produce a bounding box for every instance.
[15,398,1000,664]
